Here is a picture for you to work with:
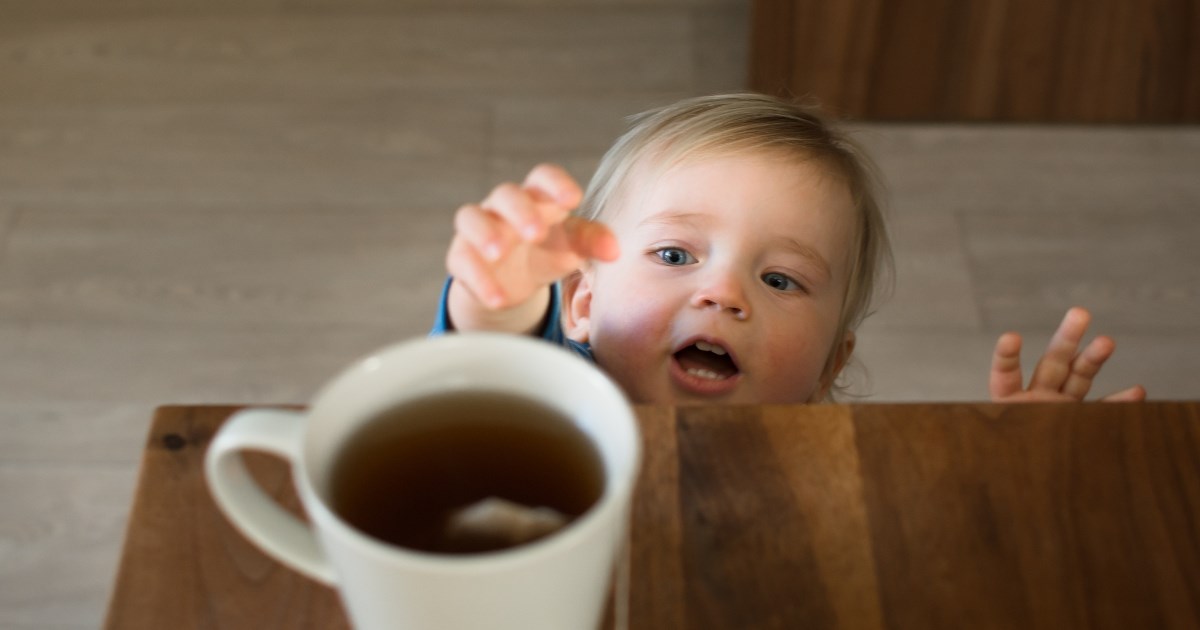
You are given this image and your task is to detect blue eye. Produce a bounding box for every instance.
[763,272,802,292]
[655,247,695,266]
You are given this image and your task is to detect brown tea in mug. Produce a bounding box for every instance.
[329,391,605,555]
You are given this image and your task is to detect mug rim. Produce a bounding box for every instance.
[297,332,641,572]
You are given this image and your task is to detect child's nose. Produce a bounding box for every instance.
[690,276,751,321]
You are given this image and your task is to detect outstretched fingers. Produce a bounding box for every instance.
[1059,335,1115,399]
[454,202,512,263]
[1027,307,1090,393]
[446,164,617,314]
[446,233,507,309]
[988,307,1147,403]
[564,217,620,262]
[463,165,583,262]
[523,163,583,210]
[482,182,561,244]
[989,332,1026,400]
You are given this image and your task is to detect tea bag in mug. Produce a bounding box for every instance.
[443,497,568,550]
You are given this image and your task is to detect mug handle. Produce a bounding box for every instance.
[204,408,337,585]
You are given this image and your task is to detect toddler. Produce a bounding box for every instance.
[433,93,1145,404]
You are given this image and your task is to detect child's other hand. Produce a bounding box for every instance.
[989,307,1147,403]
[446,164,619,310]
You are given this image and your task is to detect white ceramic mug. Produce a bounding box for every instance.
[204,333,641,630]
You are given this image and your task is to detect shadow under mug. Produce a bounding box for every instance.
[204,333,642,630]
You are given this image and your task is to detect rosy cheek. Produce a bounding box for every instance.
[760,337,824,387]
[593,277,671,344]
[595,304,663,355]
[589,287,674,391]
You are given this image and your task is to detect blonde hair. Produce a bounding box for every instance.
[577,93,894,399]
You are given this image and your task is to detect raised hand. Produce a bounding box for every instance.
[989,307,1146,403]
[445,163,619,333]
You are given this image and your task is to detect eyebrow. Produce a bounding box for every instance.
[775,236,832,282]
[637,211,712,230]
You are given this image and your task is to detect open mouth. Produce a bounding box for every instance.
[673,340,740,381]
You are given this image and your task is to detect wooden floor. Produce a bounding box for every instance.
[1,2,1197,628]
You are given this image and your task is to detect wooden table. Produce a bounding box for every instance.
[105,403,1200,629]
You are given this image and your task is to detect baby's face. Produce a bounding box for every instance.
[571,151,857,404]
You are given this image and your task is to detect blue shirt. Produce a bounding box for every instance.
[430,278,595,362]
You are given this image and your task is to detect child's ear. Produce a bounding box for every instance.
[562,270,593,343]
[812,330,856,402]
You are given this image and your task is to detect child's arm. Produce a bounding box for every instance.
[989,307,1147,402]
[444,164,619,335]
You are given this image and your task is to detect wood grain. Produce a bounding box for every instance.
[675,406,839,628]
[626,405,685,630]
[760,405,883,629]
[751,0,1200,122]
[105,403,1200,629]
[104,406,349,630]
[853,403,1200,629]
